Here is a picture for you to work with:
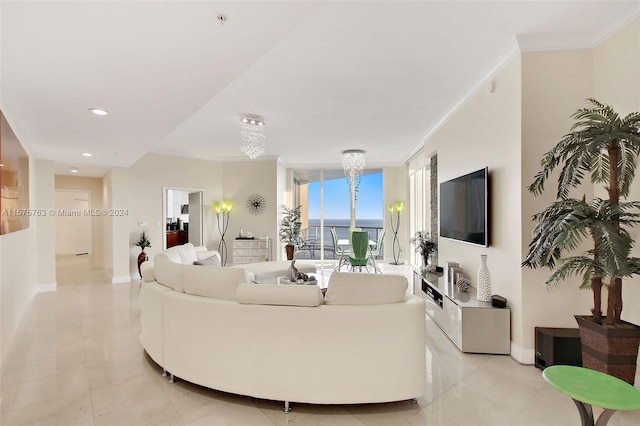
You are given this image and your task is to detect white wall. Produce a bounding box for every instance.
[109,167,130,283]
[423,56,525,359]
[56,175,105,269]
[126,154,224,274]
[222,160,279,263]
[0,157,37,368]
[520,49,595,361]
[102,170,113,273]
[35,160,56,290]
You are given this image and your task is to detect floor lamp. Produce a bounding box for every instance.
[389,201,404,265]
[214,200,232,266]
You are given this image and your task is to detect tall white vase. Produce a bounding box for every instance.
[476,254,492,302]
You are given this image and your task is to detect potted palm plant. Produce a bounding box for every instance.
[134,230,151,278]
[279,205,301,260]
[523,98,640,383]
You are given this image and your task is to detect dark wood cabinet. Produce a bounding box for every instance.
[166,231,188,248]
[535,327,582,370]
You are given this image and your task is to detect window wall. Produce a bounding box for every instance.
[408,151,434,266]
[293,169,383,262]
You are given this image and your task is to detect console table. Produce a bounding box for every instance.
[232,238,271,264]
[414,270,510,354]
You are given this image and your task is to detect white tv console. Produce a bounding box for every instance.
[414,270,510,354]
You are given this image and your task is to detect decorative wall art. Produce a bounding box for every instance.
[0,111,30,235]
[246,193,266,215]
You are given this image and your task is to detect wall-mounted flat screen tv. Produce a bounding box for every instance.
[439,167,489,247]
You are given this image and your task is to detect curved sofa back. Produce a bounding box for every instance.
[140,264,426,405]
[162,289,426,405]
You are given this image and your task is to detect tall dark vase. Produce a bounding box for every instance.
[137,250,148,278]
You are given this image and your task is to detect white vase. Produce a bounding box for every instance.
[476,254,492,302]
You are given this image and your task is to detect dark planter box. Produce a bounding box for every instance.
[575,315,640,384]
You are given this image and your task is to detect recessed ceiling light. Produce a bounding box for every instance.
[0,163,4,167]
[82,152,93,157]
[89,108,109,116]
[70,167,79,173]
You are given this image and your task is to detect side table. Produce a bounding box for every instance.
[542,365,640,425]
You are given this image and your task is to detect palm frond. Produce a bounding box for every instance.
[544,256,598,290]
[618,139,639,197]
[523,199,595,269]
[590,149,609,186]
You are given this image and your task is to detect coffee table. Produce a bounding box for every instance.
[263,272,329,292]
[542,365,640,426]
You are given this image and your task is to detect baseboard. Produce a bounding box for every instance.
[510,341,535,365]
[36,282,57,293]
[111,275,131,284]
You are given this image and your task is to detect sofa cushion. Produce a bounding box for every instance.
[153,260,186,292]
[155,248,181,264]
[176,243,198,265]
[236,283,323,307]
[182,266,249,300]
[324,272,408,305]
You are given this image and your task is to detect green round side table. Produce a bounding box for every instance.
[543,365,640,426]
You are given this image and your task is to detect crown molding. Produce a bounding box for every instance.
[592,1,640,46]
[517,2,639,52]
[516,32,593,52]
[418,5,638,152]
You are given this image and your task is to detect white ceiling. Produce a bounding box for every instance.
[1,1,638,177]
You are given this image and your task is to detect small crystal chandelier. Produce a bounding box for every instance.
[342,149,366,184]
[239,114,266,159]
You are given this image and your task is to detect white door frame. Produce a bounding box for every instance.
[162,187,205,250]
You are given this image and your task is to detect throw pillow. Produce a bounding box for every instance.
[324,272,408,305]
[176,243,198,265]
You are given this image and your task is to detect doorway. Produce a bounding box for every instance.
[55,190,92,256]
[163,187,204,249]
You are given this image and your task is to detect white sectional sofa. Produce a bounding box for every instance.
[139,257,426,412]
[150,242,316,282]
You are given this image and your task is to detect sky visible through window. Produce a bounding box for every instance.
[308,172,383,221]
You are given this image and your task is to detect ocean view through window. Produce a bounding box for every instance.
[294,170,383,260]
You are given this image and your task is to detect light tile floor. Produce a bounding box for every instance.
[1,255,639,425]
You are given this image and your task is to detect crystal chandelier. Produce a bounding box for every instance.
[239,114,266,159]
[342,149,366,184]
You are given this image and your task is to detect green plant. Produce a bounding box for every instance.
[410,231,437,266]
[523,98,640,326]
[135,230,151,250]
[279,205,301,246]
